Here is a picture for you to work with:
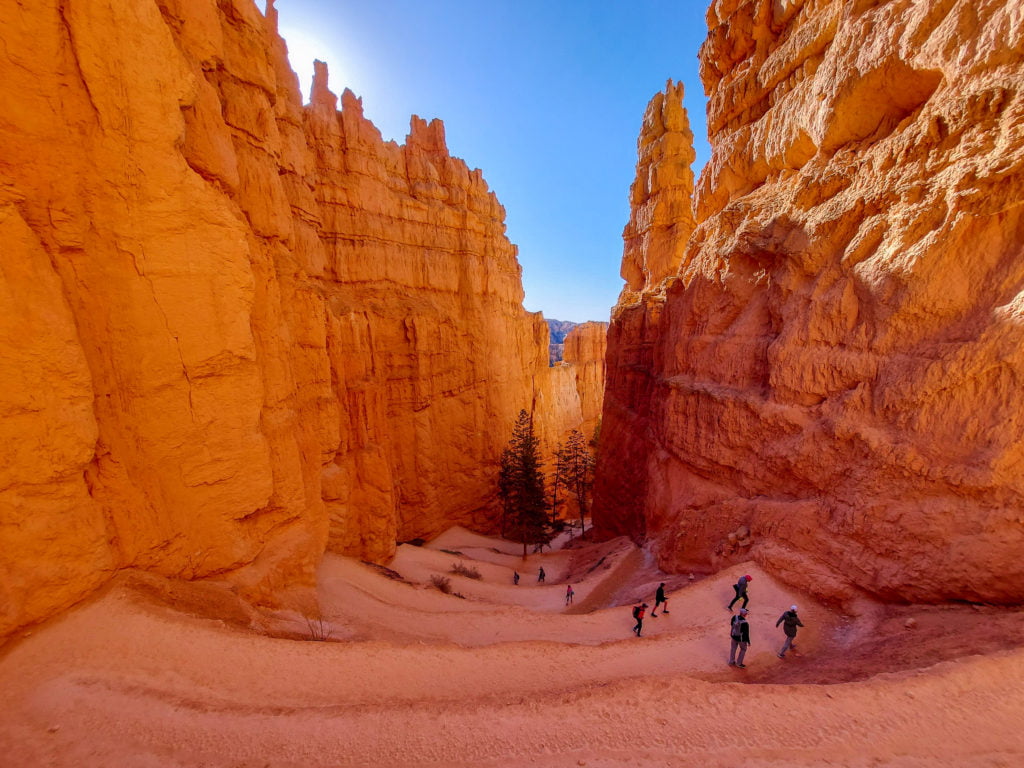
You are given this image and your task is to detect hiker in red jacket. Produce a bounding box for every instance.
[632,602,648,636]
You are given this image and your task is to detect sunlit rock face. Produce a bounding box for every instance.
[562,322,609,439]
[594,0,1024,604]
[0,0,602,637]
[305,78,548,558]
[534,322,609,448]
[621,80,697,294]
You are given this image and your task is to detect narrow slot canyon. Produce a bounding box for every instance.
[1,1,1023,765]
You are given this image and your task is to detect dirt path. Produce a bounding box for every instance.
[1,527,1022,767]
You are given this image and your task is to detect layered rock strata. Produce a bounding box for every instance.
[534,322,609,447]
[0,0,604,638]
[594,0,1024,604]
[560,322,609,440]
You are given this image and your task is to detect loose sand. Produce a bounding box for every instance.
[1,527,1022,767]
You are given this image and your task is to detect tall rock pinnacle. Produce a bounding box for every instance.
[594,0,1024,605]
[620,80,697,296]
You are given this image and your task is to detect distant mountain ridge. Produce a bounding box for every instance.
[546,319,578,365]
[547,319,578,345]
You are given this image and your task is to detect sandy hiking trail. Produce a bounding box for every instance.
[1,527,1022,767]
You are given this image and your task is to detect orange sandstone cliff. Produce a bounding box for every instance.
[561,322,608,440]
[0,0,604,638]
[534,321,608,448]
[594,0,1024,604]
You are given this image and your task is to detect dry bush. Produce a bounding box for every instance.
[450,562,482,580]
[430,574,453,594]
[305,615,333,641]
[362,561,407,582]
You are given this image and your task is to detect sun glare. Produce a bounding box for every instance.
[279,25,344,103]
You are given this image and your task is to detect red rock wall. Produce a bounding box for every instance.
[594,0,1024,605]
[560,321,609,440]
[527,320,608,470]
[0,0,604,637]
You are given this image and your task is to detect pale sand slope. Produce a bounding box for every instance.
[1,527,1022,767]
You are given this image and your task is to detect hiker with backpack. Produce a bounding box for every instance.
[632,602,648,636]
[566,584,575,605]
[651,582,669,616]
[538,566,546,583]
[513,570,520,585]
[728,608,751,668]
[776,605,804,658]
[728,574,752,610]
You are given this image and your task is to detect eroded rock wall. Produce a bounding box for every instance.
[594,0,1024,604]
[0,0,602,638]
[561,321,609,440]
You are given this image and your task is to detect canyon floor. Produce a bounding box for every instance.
[1,528,1023,768]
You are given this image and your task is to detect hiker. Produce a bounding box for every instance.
[632,602,648,636]
[566,584,574,605]
[728,574,753,610]
[651,582,669,616]
[538,566,546,583]
[776,605,804,658]
[728,608,751,668]
[513,570,520,586]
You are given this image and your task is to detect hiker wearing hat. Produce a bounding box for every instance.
[651,582,669,616]
[776,605,804,658]
[632,602,648,636]
[728,608,751,668]
[728,574,753,610]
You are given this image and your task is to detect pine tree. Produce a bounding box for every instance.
[498,446,516,539]
[550,440,567,526]
[562,428,594,536]
[497,409,552,557]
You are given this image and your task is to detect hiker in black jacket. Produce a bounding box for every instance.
[728,574,752,610]
[776,605,804,658]
[728,608,751,668]
[651,583,669,616]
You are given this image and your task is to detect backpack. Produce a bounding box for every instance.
[632,605,641,619]
[730,615,744,639]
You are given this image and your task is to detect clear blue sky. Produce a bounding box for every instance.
[271,1,711,323]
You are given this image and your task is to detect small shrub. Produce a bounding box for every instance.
[440,548,464,556]
[430,574,452,594]
[450,562,482,580]
[362,561,406,582]
[453,592,466,599]
[305,615,333,641]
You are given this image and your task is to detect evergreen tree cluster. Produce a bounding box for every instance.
[498,410,596,556]
[555,428,594,536]
[498,410,552,557]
